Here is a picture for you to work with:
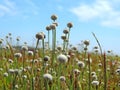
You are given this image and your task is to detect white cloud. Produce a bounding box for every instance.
[70,0,120,27]
[0,0,17,17]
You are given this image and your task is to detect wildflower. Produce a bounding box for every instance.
[63,28,69,34]
[44,56,50,62]
[43,73,53,81]
[46,25,51,31]
[77,61,85,68]
[21,45,28,51]
[15,85,19,89]
[36,32,45,40]
[61,35,66,40]
[91,80,99,86]
[51,14,57,21]
[3,72,8,77]
[57,45,62,51]
[57,54,68,63]
[53,22,58,26]
[6,45,10,49]
[91,72,96,76]
[28,51,33,56]
[50,24,56,30]
[59,76,66,82]
[0,68,3,71]
[22,75,27,79]
[8,69,15,74]
[116,69,120,75]
[73,69,80,75]
[14,53,22,58]
[0,39,3,44]
[84,40,90,46]
[67,22,73,28]
[8,59,14,64]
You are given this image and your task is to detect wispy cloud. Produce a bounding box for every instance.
[0,0,39,18]
[0,0,16,17]
[70,0,120,27]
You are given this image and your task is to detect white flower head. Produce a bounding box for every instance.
[14,53,22,58]
[43,73,53,81]
[57,54,68,63]
[4,72,8,77]
[116,69,120,75]
[28,51,33,56]
[59,76,66,82]
[21,45,28,51]
[78,61,85,68]
[91,80,99,86]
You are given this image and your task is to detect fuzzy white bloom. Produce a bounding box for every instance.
[28,51,33,56]
[73,69,80,75]
[14,53,22,58]
[8,59,13,64]
[22,75,27,79]
[43,73,53,81]
[3,72,8,77]
[91,72,96,76]
[21,45,28,51]
[0,68,3,71]
[15,84,19,89]
[91,80,99,86]
[77,61,85,68]
[8,69,15,74]
[44,56,50,62]
[116,69,120,75]
[57,54,68,63]
[59,76,66,82]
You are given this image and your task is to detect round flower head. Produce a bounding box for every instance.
[116,69,120,75]
[14,53,22,58]
[44,56,50,62]
[21,45,28,51]
[73,69,80,75]
[57,54,68,63]
[36,32,45,40]
[51,14,57,21]
[46,25,51,31]
[78,61,85,68]
[67,22,73,28]
[61,35,66,40]
[57,45,62,51]
[53,22,58,27]
[84,40,90,46]
[59,76,66,82]
[3,72,8,77]
[8,59,13,64]
[92,74,98,80]
[91,80,99,86]
[43,73,53,81]
[0,39,3,44]
[8,69,15,74]
[28,51,33,56]
[91,72,96,76]
[50,24,56,30]
[63,28,69,34]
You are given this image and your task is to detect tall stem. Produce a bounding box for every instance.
[103,53,107,90]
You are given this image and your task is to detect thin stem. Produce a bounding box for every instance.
[103,52,107,90]
[48,31,50,50]
[88,53,91,90]
[66,28,71,51]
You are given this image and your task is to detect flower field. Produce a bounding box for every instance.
[0,15,120,90]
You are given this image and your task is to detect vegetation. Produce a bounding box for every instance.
[0,15,120,90]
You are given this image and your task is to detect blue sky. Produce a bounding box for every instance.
[0,0,120,54]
